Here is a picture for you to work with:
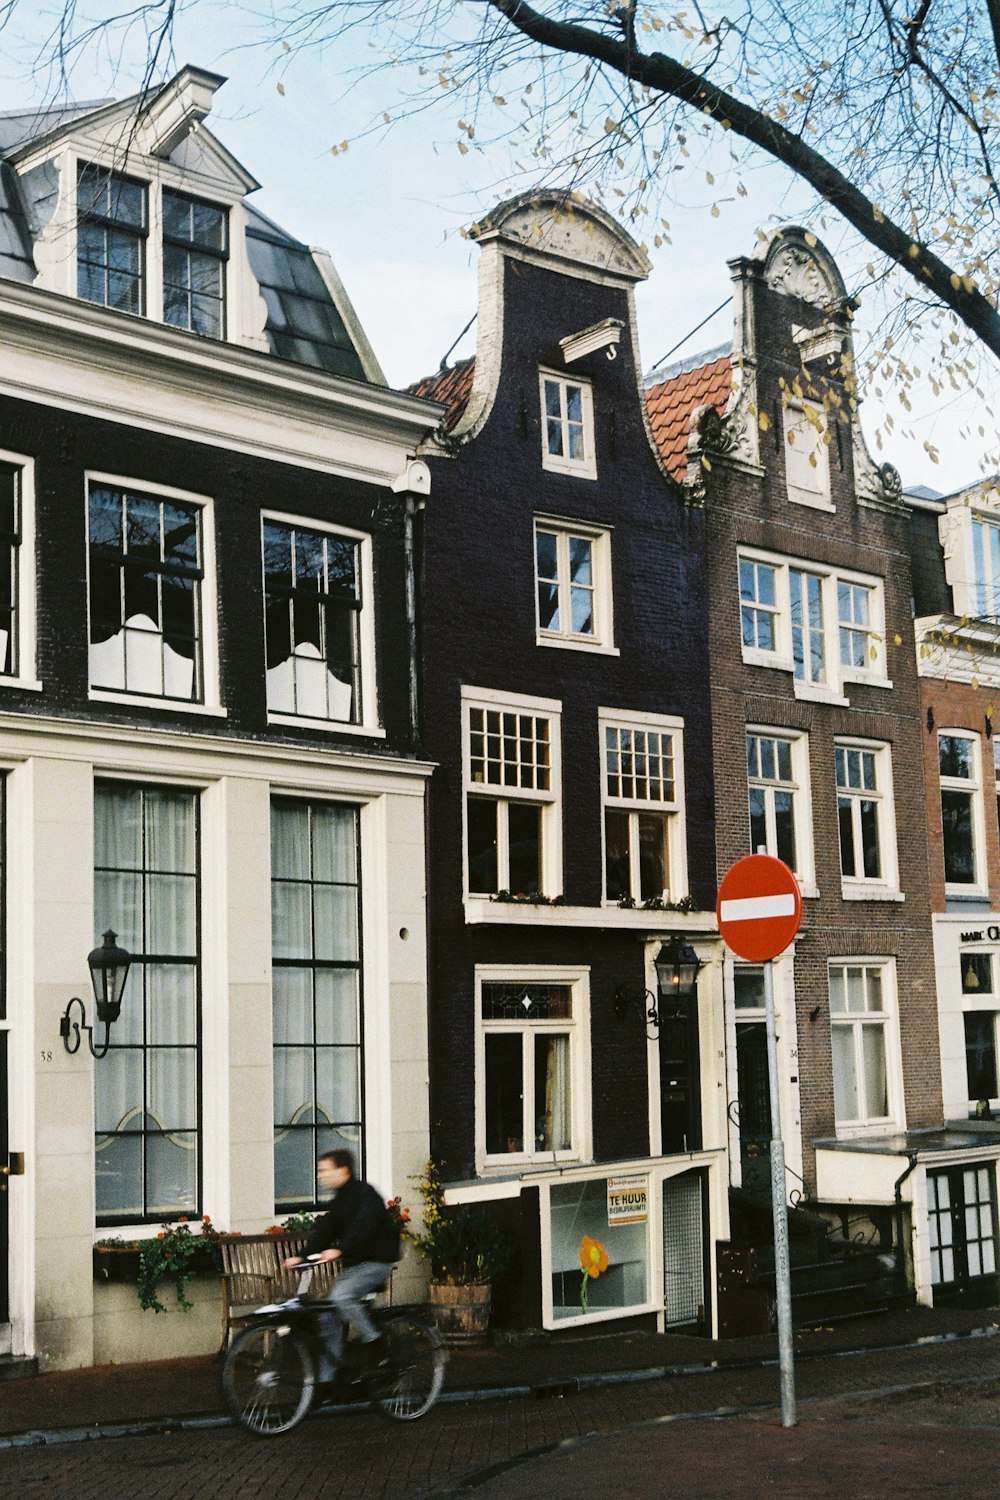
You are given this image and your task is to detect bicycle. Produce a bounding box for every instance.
[221,1262,447,1436]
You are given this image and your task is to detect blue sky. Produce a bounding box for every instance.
[1,1,995,491]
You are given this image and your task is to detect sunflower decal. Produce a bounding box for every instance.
[578,1235,610,1313]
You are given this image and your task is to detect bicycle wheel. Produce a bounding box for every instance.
[368,1311,446,1422]
[222,1323,315,1435]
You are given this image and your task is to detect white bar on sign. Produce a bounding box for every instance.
[720,893,796,923]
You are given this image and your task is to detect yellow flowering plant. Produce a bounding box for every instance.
[578,1235,610,1314]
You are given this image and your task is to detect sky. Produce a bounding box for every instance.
[1,1,997,493]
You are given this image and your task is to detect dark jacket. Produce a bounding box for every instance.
[304,1175,400,1267]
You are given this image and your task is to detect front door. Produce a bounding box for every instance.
[659,1000,701,1154]
[928,1165,999,1305]
[736,1021,771,1197]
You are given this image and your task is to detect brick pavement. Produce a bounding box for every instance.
[0,1301,996,1441]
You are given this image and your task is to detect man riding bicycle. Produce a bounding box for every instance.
[284,1149,400,1382]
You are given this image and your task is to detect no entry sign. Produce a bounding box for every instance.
[716,854,802,962]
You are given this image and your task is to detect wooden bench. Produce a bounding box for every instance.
[218,1232,340,1351]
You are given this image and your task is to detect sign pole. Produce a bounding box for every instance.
[716,854,802,1432]
[763,958,796,1428]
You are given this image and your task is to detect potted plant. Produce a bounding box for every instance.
[410,1162,515,1344]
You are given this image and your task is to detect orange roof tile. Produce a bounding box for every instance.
[645,353,732,480]
[408,357,475,432]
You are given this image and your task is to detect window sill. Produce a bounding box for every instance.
[842,672,893,692]
[464,899,717,931]
[787,492,836,514]
[741,650,794,673]
[543,1301,658,1332]
[89,690,227,717]
[840,886,905,902]
[944,887,992,902]
[536,636,619,657]
[541,457,597,481]
[792,681,849,707]
[267,713,386,739]
[831,1120,902,1141]
[0,677,42,693]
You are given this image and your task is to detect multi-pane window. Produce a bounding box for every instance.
[737,548,885,693]
[89,484,204,701]
[836,744,884,883]
[928,1167,997,1285]
[271,800,362,1209]
[535,524,609,643]
[838,582,873,671]
[540,373,594,476]
[263,520,363,723]
[746,732,800,871]
[481,980,576,1161]
[77,165,147,316]
[466,699,557,896]
[603,718,683,903]
[94,784,199,1222]
[789,569,824,684]
[972,517,1000,620]
[740,558,779,652]
[829,962,896,1127]
[162,190,227,339]
[783,401,830,506]
[939,733,981,886]
[0,463,21,677]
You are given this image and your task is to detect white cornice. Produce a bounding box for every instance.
[0,280,443,485]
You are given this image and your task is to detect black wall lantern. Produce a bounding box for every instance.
[59,929,132,1059]
[615,935,702,1039]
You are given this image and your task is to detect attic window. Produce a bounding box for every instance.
[163,189,228,338]
[782,401,831,510]
[77,165,147,316]
[540,370,596,479]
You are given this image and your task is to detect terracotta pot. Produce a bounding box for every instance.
[427,1281,492,1346]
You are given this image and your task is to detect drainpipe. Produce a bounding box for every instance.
[391,461,431,751]
[893,1152,919,1294]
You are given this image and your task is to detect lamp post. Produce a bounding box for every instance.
[614,935,702,1039]
[59,929,132,1059]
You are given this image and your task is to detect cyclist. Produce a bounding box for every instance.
[283,1149,400,1382]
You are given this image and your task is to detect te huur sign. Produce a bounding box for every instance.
[607,1176,648,1226]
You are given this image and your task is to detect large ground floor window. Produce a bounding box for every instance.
[271,798,362,1209]
[94,782,200,1223]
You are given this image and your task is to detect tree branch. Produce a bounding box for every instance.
[485,0,1000,360]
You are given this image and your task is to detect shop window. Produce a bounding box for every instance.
[549,1175,649,1322]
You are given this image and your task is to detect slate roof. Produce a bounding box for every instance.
[644,344,733,480]
[408,358,476,431]
[0,95,372,381]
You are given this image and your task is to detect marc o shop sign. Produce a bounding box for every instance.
[961,927,1000,943]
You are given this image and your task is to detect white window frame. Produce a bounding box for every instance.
[828,957,905,1136]
[475,963,592,1173]
[461,686,562,900]
[939,730,986,895]
[534,517,615,653]
[85,471,222,714]
[599,708,687,906]
[539,370,596,479]
[834,738,901,900]
[261,510,381,737]
[745,726,815,890]
[782,400,833,510]
[0,448,39,692]
[737,545,888,701]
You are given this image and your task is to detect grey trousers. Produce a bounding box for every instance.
[316,1260,393,1379]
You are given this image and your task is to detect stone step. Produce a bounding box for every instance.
[0,1355,39,1381]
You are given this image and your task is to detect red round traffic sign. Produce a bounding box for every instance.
[716,854,802,962]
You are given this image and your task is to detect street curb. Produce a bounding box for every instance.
[1,1322,996,1450]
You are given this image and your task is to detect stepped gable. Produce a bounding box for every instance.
[408,357,475,432]
[644,345,732,481]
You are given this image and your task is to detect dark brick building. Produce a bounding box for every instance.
[0,68,438,1369]
[412,192,728,1334]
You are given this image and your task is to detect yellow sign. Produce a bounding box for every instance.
[607,1175,647,1225]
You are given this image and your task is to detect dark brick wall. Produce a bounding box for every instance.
[0,393,413,752]
[704,270,942,1191]
[419,254,716,1178]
